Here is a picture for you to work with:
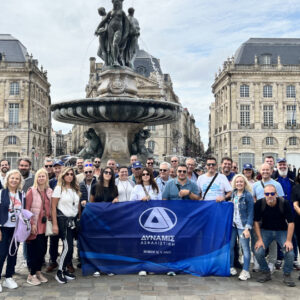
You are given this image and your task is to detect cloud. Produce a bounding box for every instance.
[2,0,300,146]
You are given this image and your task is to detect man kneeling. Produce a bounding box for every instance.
[254,184,295,287]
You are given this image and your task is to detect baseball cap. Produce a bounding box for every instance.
[53,160,64,167]
[243,163,253,170]
[277,158,287,163]
[132,161,143,169]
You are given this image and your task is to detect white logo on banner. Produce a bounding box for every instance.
[139,207,177,233]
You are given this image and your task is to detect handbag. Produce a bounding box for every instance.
[45,219,53,236]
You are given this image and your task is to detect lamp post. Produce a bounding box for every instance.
[31,147,35,171]
[284,147,287,159]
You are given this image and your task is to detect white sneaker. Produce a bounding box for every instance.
[239,270,251,281]
[268,262,275,274]
[3,278,18,289]
[138,270,147,276]
[230,268,237,276]
[93,271,100,277]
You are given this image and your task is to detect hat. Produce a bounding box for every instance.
[243,163,253,170]
[277,158,287,163]
[53,160,64,167]
[132,161,143,169]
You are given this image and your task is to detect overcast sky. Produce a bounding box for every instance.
[2,0,300,148]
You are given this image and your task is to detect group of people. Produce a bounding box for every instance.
[0,153,299,291]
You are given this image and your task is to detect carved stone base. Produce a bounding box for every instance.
[90,122,145,166]
[97,67,138,98]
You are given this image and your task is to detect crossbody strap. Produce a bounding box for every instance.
[203,173,218,200]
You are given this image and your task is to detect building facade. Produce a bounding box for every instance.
[210,38,300,169]
[72,49,203,163]
[0,34,51,169]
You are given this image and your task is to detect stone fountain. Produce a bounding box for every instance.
[51,0,181,165]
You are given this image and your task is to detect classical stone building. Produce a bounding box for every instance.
[210,38,300,169]
[0,34,51,169]
[72,49,203,163]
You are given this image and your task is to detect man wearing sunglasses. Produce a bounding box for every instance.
[77,160,93,183]
[170,156,179,169]
[93,158,101,179]
[155,162,172,194]
[44,158,55,180]
[254,184,295,287]
[197,157,232,201]
[162,164,199,200]
[79,164,97,210]
[146,158,158,178]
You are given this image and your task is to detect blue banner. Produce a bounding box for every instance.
[79,200,233,276]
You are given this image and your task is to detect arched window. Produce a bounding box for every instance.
[263,85,272,98]
[266,137,274,145]
[8,136,17,145]
[286,85,296,98]
[289,137,297,146]
[240,85,249,98]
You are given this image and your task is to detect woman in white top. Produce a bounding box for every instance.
[52,167,80,284]
[0,170,24,291]
[130,167,161,201]
[116,166,134,202]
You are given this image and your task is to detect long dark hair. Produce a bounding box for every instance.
[95,167,117,198]
[296,171,300,185]
[141,167,159,194]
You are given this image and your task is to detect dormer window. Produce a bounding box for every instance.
[262,54,271,65]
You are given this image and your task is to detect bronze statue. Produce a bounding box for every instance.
[95,1,140,68]
[78,128,103,159]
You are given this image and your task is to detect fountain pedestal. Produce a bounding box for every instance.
[91,122,144,165]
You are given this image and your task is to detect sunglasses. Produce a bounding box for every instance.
[104,171,112,175]
[65,172,74,177]
[94,161,101,163]
[147,162,154,165]
[44,165,53,168]
[171,160,178,163]
[207,163,216,167]
[135,168,141,171]
[159,169,168,172]
[142,173,150,176]
[178,170,187,173]
[85,164,93,167]
[84,171,93,174]
[265,192,276,196]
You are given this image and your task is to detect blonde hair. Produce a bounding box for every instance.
[33,168,49,189]
[231,174,252,194]
[57,167,80,195]
[4,169,24,191]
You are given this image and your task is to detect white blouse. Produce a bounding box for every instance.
[130,184,162,201]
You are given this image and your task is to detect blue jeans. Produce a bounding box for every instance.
[230,227,251,271]
[254,230,294,274]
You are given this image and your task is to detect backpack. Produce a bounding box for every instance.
[8,192,33,256]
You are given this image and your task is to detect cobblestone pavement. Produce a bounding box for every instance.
[1,259,299,300]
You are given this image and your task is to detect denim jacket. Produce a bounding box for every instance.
[231,189,254,229]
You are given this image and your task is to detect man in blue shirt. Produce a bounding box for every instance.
[155,162,173,194]
[221,157,236,182]
[162,164,199,200]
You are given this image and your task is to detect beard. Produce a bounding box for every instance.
[278,169,288,177]
[19,169,29,177]
[1,167,8,174]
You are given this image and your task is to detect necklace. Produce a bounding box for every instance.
[120,180,129,200]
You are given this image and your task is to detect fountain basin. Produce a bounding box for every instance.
[52,97,181,126]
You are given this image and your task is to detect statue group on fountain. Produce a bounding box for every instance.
[95,0,140,68]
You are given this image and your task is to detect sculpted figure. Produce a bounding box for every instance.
[95,7,109,65]
[131,129,153,156]
[96,0,130,67]
[78,128,103,159]
[125,8,140,68]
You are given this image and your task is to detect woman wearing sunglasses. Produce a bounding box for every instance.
[130,168,161,201]
[230,174,254,281]
[90,167,118,203]
[52,167,81,284]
